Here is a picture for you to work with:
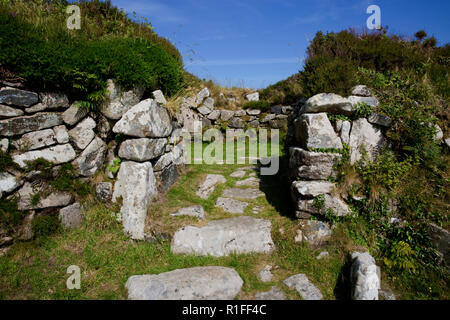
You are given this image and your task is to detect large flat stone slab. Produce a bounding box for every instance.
[0,112,62,136]
[126,266,243,300]
[254,287,286,300]
[215,197,248,214]
[13,143,76,168]
[222,188,264,199]
[171,216,274,257]
[170,205,205,219]
[196,174,226,199]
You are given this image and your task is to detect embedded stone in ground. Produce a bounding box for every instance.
[230,170,246,178]
[236,177,260,187]
[126,266,243,300]
[295,220,332,247]
[254,287,286,300]
[59,202,83,229]
[170,205,205,219]
[95,182,112,202]
[196,174,226,199]
[112,161,157,240]
[351,252,380,300]
[215,197,248,214]
[222,188,264,200]
[283,274,323,300]
[258,265,273,282]
[171,216,274,257]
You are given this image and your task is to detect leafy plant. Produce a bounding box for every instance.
[108,158,121,175]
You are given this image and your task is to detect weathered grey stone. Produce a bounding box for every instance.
[113,99,173,138]
[95,182,112,202]
[196,88,210,105]
[254,287,285,300]
[0,172,23,197]
[13,143,76,168]
[283,274,323,300]
[53,125,69,144]
[349,118,385,164]
[261,113,276,123]
[16,211,34,240]
[196,174,226,199]
[13,129,56,151]
[38,92,69,110]
[248,120,259,128]
[197,105,212,115]
[201,117,212,130]
[72,137,107,177]
[294,194,350,217]
[0,104,24,118]
[282,106,294,114]
[234,110,246,117]
[16,182,73,210]
[230,170,246,178]
[220,110,235,121]
[207,110,221,121]
[0,112,62,137]
[340,120,351,145]
[181,105,202,134]
[59,203,83,229]
[112,161,157,240]
[62,104,88,126]
[222,188,264,200]
[295,220,332,247]
[289,147,341,180]
[100,80,144,120]
[269,118,287,129]
[351,252,380,300]
[170,205,205,219]
[24,103,46,113]
[236,177,260,187]
[352,85,372,97]
[152,90,167,105]
[0,138,8,152]
[292,181,335,198]
[228,117,244,129]
[445,137,450,148]
[69,117,96,149]
[153,143,184,171]
[171,216,274,256]
[126,266,243,300]
[295,113,343,150]
[368,113,392,127]
[157,163,179,193]
[215,197,248,214]
[97,115,111,139]
[379,288,396,300]
[348,96,379,108]
[317,251,329,260]
[258,265,273,282]
[0,87,38,107]
[119,138,166,161]
[246,92,259,101]
[429,223,450,270]
[247,109,261,116]
[302,93,352,115]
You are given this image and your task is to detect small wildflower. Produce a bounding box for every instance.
[9,12,16,17]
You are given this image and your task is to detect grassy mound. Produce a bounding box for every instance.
[0,0,184,104]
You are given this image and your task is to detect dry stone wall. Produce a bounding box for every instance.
[0,80,186,245]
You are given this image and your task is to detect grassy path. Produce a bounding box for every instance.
[0,148,351,300]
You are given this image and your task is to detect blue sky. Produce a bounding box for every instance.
[110,0,450,89]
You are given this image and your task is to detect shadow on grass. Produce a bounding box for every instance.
[333,254,353,300]
[258,153,296,221]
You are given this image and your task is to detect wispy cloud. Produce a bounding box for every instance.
[187,57,302,67]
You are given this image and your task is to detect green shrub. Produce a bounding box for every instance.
[242,100,270,112]
[0,1,184,105]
